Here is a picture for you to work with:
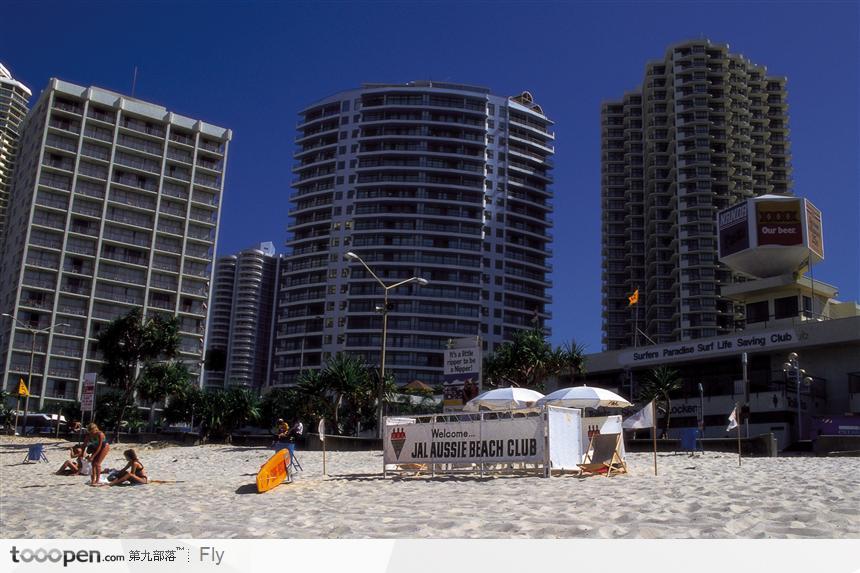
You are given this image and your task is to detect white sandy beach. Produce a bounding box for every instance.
[1,436,858,539]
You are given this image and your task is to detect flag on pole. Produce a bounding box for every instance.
[628,289,639,306]
[622,400,654,429]
[318,418,325,443]
[726,405,738,432]
[17,378,29,397]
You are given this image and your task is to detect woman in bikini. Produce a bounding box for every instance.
[85,423,109,486]
[104,449,148,486]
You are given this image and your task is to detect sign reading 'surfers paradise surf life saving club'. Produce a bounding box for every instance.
[384,416,544,465]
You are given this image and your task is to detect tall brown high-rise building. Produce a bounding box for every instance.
[601,40,791,350]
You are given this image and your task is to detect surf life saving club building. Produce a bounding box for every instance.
[585,195,860,449]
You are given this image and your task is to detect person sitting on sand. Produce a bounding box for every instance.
[275,418,289,441]
[102,449,148,486]
[56,445,85,475]
[85,423,110,486]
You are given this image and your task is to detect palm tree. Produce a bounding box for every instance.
[321,353,371,435]
[640,366,682,437]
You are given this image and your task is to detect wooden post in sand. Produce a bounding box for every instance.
[318,418,326,477]
[736,404,742,467]
[652,401,658,476]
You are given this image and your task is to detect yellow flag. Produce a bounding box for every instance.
[628,289,639,306]
[17,378,29,397]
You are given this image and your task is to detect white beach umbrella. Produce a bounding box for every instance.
[463,387,545,411]
[536,385,632,409]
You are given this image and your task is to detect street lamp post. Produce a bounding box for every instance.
[1,313,68,436]
[783,352,813,443]
[344,252,428,439]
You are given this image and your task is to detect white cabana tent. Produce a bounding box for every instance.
[463,387,545,411]
[537,385,632,409]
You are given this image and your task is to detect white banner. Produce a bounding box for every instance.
[547,406,583,470]
[384,415,544,465]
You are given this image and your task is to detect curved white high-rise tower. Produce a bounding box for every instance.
[273,82,554,386]
[0,63,32,248]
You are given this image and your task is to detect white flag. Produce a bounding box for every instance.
[726,406,738,432]
[318,418,325,443]
[623,400,654,429]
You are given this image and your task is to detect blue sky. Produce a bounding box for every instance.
[3,1,858,352]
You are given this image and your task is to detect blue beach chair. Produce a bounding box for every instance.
[24,443,49,464]
[286,443,303,473]
[679,428,703,455]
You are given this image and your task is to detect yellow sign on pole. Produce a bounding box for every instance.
[17,378,29,397]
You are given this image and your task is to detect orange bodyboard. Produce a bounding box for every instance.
[256,448,291,493]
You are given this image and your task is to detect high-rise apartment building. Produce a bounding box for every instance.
[273,82,553,386]
[0,79,230,409]
[601,40,791,350]
[0,63,32,248]
[205,242,280,390]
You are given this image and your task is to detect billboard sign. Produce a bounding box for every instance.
[756,199,803,246]
[718,201,750,258]
[805,199,824,259]
[442,337,481,411]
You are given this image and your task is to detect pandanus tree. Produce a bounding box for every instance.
[137,362,191,432]
[484,328,576,391]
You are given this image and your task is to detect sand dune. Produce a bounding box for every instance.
[1,437,857,539]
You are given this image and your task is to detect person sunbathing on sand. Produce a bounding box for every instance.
[56,445,85,475]
[101,449,148,486]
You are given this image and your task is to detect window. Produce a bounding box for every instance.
[774,296,798,320]
[341,101,350,112]
[802,296,812,317]
[745,301,768,323]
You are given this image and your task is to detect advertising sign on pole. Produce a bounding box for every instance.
[81,373,97,414]
[805,199,824,260]
[442,337,481,412]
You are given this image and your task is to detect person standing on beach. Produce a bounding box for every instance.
[85,423,110,486]
[287,420,304,443]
